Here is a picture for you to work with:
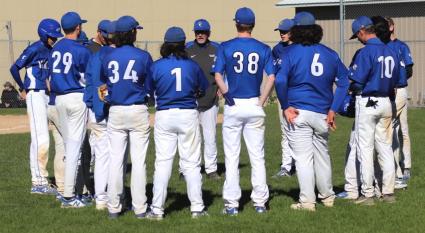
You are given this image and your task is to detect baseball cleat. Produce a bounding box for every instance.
[206,172,221,180]
[135,212,147,219]
[108,212,120,219]
[290,203,315,211]
[254,206,267,213]
[354,196,375,206]
[321,196,335,207]
[272,168,292,178]
[336,191,358,200]
[55,192,64,201]
[395,178,408,190]
[191,210,209,219]
[31,184,58,195]
[403,169,411,180]
[60,197,89,208]
[80,193,94,203]
[380,194,396,204]
[146,210,164,221]
[222,207,238,216]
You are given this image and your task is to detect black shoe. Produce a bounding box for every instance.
[207,172,221,180]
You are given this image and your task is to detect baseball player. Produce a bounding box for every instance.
[275,12,349,211]
[271,18,296,178]
[49,11,91,208]
[186,19,221,179]
[100,16,152,219]
[213,7,276,215]
[147,27,209,220]
[386,17,414,187]
[9,18,63,195]
[349,16,406,205]
[84,20,116,210]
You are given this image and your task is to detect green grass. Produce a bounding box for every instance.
[1,104,424,233]
[0,108,27,115]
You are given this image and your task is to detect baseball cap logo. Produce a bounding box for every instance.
[198,22,202,27]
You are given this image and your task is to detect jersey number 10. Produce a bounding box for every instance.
[377,56,395,79]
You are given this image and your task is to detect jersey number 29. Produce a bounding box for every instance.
[52,51,72,74]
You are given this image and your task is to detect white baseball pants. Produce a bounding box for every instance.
[278,102,294,171]
[47,105,65,194]
[151,109,204,215]
[393,87,411,178]
[343,124,360,199]
[88,110,109,205]
[355,97,395,198]
[285,109,334,205]
[55,92,88,198]
[199,105,219,174]
[107,105,150,215]
[222,97,269,208]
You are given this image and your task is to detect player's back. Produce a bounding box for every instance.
[282,43,346,113]
[216,37,274,98]
[353,38,401,97]
[151,56,207,110]
[16,41,50,90]
[387,39,413,66]
[49,38,91,94]
[102,45,152,106]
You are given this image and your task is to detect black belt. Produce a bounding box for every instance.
[157,107,195,111]
[361,94,389,98]
[26,89,44,93]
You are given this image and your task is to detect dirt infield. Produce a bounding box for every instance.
[0,114,224,135]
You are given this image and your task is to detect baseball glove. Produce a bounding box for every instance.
[338,94,356,118]
[98,84,108,103]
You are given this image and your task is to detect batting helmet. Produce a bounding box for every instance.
[38,19,63,42]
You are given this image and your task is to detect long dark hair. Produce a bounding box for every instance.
[371,16,391,44]
[115,29,136,47]
[160,41,188,59]
[289,24,323,46]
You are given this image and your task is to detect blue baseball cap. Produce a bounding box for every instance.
[274,18,294,31]
[350,16,373,39]
[115,16,143,32]
[164,26,186,43]
[106,21,117,34]
[293,11,315,26]
[193,19,211,31]
[77,30,88,43]
[61,11,87,30]
[98,20,111,37]
[234,7,255,25]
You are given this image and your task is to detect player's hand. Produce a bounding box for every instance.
[217,90,223,97]
[327,110,337,131]
[284,107,299,124]
[98,84,108,102]
[19,90,26,100]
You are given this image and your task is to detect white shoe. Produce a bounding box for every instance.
[290,202,315,211]
[96,202,108,210]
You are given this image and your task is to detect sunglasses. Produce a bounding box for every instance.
[279,30,289,35]
[195,30,209,35]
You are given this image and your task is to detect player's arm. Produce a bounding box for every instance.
[329,58,350,130]
[213,45,234,105]
[144,55,155,105]
[259,48,276,106]
[348,49,370,88]
[83,55,96,108]
[275,56,298,124]
[196,65,209,98]
[400,43,414,79]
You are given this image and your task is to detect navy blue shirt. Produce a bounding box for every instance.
[150,56,209,110]
[348,38,406,96]
[101,45,153,106]
[275,43,350,114]
[49,38,91,94]
[213,37,275,98]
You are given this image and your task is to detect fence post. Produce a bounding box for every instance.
[339,0,345,62]
[6,21,15,66]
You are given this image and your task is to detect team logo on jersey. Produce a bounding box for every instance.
[209,54,215,58]
[352,64,357,70]
[21,55,27,60]
[190,55,196,58]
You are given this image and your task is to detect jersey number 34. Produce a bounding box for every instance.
[108,60,138,83]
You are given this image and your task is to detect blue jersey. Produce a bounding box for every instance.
[150,56,209,110]
[275,43,349,114]
[349,38,406,97]
[13,40,50,90]
[213,37,275,98]
[387,39,413,66]
[49,38,91,94]
[101,45,153,106]
[84,46,114,121]
[272,42,290,74]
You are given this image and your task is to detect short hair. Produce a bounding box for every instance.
[361,25,375,35]
[115,30,136,47]
[371,16,391,44]
[385,17,395,26]
[160,41,188,59]
[63,25,78,35]
[289,24,323,46]
[236,24,254,33]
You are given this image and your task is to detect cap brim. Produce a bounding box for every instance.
[49,31,64,38]
[274,28,279,31]
[349,34,357,40]
[81,19,88,24]
[136,25,143,30]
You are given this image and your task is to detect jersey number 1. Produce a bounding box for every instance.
[171,68,182,92]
